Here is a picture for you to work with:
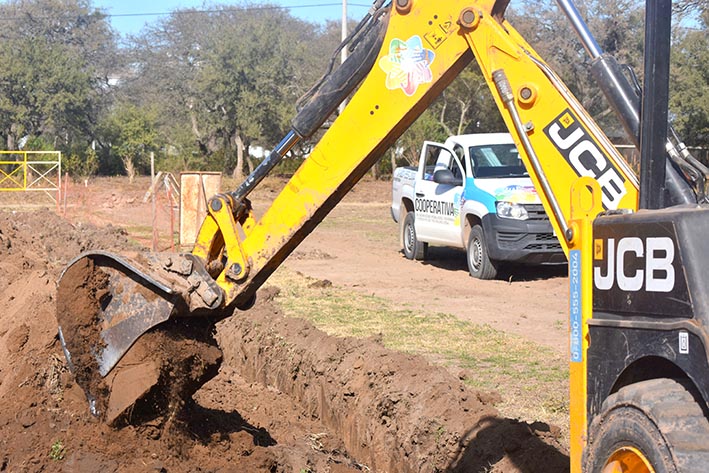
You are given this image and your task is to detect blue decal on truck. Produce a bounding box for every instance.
[462,177,496,213]
[569,250,582,362]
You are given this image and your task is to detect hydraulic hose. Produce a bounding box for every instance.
[556,0,697,206]
[229,5,390,203]
[291,9,389,139]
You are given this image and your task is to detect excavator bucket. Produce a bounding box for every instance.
[55,251,224,423]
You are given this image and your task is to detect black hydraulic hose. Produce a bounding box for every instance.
[228,5,389,203]
[291,8,389,139]
[590,55,696,206]
[296,0,389,112]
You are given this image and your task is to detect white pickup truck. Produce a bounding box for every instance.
[391,133,565,279]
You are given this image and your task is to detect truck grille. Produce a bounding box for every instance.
[523,204,548,221]
[497,231,563,251]
[525,240,563,251]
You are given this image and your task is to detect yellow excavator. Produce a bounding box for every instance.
[56,0,709,471]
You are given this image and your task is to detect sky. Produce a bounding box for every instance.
[91,1,373,38]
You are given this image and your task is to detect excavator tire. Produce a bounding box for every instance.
[585,378,709,473]
[402,211,427,261]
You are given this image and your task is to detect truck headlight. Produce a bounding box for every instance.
[496,201,529,220]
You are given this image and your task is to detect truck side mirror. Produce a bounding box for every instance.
[433,169,463,186]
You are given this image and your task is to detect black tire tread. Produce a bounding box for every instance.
[467,225,497,280]
[402,211,427,261]
[589,378,709,472]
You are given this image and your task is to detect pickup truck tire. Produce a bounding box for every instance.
[584,378,709,473]
[402,211,427,260]
[467,225,498,279]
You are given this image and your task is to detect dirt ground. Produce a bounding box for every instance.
[0,176,570,472]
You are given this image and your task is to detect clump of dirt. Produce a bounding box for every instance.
[291,248,336,260]
[103,319,223,429]
[55,256,111,416]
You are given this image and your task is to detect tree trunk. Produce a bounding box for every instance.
[6,125,18,151]
[439,99,453,136]
[6,134,16,151]
[370,157,381,180]
[122,156,136,184]
[232,132,245,180]
[457,99,469,136]
[189,101,202,140]
[390,147,397,175]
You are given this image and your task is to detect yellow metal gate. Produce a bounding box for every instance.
[0,151,62,203]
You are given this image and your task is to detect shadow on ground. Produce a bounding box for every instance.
[446,416,570,473]
[416,247,568,282]
[183,402,277,447]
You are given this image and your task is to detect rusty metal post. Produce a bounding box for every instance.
[63,172,69,216]
[167,182,175,252]
[151,152,158,251]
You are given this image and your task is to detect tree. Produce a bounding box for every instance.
[395,109,446,168]
[100,103,159,181]
[670,8,709,145]
[126,4,331,178]
[675,0,709,15]
[0,0,117,152]
[433,67,505,136]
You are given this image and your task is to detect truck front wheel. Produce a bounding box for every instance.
[585,378,709,473]
[402,211,427,260]
[467,225,498,279]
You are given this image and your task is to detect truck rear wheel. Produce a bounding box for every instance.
[467,225,497,279]
[402,211,427,260]
[585,378,709,473]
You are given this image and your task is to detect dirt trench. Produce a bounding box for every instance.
[0,208,569,472]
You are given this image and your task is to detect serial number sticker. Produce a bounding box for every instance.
[569,250,582,363]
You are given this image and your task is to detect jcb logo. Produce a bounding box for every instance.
[593,237,675,292]
[544,110,627,209]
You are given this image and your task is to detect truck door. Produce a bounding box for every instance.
[415,142,465,247]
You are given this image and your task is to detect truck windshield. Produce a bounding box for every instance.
[469,144,528,178]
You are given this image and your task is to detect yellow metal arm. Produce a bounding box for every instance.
[462,8,638,247]
[197,0,481,308]
[196,0,639,309]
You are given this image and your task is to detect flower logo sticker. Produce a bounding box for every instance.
[494,185,540,204]
[379,36,435,96]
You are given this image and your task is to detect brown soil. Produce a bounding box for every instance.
[56,256,223,426]
[55,257,111,417]
[0,178,570,472]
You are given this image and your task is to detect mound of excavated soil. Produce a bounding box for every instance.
[0,209,569,472]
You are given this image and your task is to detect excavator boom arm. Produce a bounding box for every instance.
[206,0,639,309]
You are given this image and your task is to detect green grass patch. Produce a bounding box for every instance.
[270,267,569,437]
